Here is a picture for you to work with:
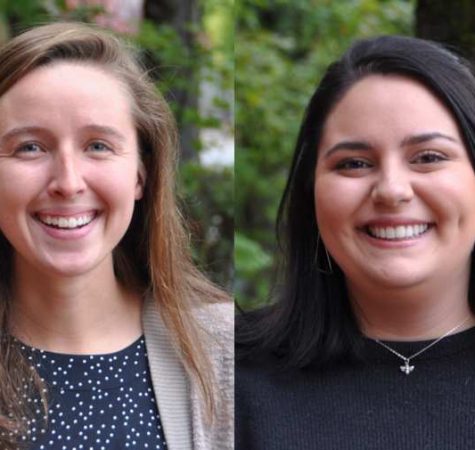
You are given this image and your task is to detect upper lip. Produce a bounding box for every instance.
[360,218,434,228]
[33,208,99,218]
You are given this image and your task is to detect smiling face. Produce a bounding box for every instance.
[0,62,144,278]
[315,75,475,294]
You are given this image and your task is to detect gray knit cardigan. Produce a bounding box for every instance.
[142,296,234,450]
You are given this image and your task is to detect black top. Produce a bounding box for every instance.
[19,336,167,449]
[236,326,475,450]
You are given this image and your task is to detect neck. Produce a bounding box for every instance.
[9,255,143,354]
[348,273,475,341]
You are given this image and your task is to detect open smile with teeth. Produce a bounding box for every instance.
[365,223,433,240]
[35,213,97,230]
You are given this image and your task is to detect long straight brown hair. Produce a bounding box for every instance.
[0,22,228,448]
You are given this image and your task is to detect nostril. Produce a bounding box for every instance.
[371,179,413,205]
[48,170,87,197]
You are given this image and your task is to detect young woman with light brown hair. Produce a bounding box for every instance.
[0,22,233,450]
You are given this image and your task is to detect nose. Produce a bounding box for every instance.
[371,163,414,207]
[47,151,87,198]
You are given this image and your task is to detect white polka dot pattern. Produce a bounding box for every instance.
[12,336,167,449]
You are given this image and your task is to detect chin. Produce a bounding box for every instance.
[38,253,109,278]
[42,263,98,278]
[366,269,428,290]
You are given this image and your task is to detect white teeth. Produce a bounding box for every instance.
[368,224,430,240]
[37,214,95,229]
[58,218,68,228]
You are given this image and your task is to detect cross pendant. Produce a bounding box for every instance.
[400,360,415,375]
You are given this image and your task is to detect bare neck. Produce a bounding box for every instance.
[10,256,143,354]
[348,271,475,341]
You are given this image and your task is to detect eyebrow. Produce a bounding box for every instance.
[322,132,459,158]
[0,124,127,145]
[400,132,458,147]
[0,126,50,145]
[80,124,127,142]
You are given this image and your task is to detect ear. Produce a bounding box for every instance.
[135,160,146,200]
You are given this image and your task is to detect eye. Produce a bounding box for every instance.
[16,142,43,153]
[410,151,448,164]
[13,142,45,158]
[87,141,112,153]
[335,158,372,171]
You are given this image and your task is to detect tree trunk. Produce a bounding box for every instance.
[416,0,475,62]
[144,0,200,161]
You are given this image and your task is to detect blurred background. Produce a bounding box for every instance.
[236,0,475,309]
[0,0,234,291]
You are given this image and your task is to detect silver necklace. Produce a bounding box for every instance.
[372,318,469,375]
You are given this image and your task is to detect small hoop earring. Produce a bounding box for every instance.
[315,233,333,275]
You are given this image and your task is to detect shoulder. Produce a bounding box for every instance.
[236,348,283,393]
[190,300,234,403]
[190,301,234,448]
[192,300,234,344]
[143,296,234,448]
[236,350,310,450]
[143,295,233,359]
[143,297,234,373]
[191,300,234,378]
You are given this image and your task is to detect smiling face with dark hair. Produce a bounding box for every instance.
[315,75,475,308]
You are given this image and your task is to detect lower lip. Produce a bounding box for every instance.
[359,227,432,248]
[34,215,98,240]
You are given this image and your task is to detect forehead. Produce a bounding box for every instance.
[321,74,461,143]
[319,75,462,149]
[0,62,134,130]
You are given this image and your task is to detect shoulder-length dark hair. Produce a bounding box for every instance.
[237,35,475,369]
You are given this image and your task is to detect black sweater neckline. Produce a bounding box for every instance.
[363,324,475,363]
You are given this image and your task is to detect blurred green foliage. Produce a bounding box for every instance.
[179,163,233,288]
[0,0,234,291]
[236,0,415,309]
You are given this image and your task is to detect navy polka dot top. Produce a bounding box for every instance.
[20,336,167,449]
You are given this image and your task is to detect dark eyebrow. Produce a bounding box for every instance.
[322,140,374,158]
[322,132,459,159]
[400,132,458,147]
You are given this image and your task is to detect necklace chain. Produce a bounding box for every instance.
[372,317,470,375]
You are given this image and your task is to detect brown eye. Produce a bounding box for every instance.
[411,151,447,164]
[335,159,372,170]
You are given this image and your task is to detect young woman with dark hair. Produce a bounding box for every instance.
[0,22,233,450]
[236,35,475,449]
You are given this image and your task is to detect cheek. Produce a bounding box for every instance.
[422,170,475,230]
[90,165,141,229]
[0,165,44,211]
[315,175,366,232]
[0,190,32,250]
[96,182,137,218]
[454,173,475,222]
[92,160,140,195]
